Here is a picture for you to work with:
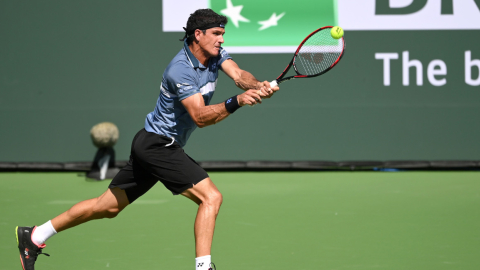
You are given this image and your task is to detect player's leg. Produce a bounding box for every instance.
[51,187,129,232]
[15,129,156,270]
[181,178,223,270]
[50,160,159,234]
[16,187,130,270]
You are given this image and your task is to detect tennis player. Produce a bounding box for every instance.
[16,8,279,270]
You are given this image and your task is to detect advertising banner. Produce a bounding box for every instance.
[163,0,480,53]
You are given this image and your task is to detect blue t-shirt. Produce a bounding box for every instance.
[145,41,232,147]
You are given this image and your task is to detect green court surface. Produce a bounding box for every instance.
[1,171,479,270]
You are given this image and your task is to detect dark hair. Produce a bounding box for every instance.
[180,9,228,45]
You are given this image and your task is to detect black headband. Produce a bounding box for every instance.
[181,23,225,41]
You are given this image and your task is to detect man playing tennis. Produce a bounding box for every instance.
[16,8,279,270]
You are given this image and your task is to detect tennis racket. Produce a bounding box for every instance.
[269,26,345,88]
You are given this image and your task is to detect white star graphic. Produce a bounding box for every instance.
[258,12,285,31]
[220,0,250,28]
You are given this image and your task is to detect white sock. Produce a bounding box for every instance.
[195,255,211,270]
[32,220,57,245]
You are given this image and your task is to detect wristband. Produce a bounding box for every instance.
[225,95,241,114]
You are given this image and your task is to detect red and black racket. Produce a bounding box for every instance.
[270,26,345,87]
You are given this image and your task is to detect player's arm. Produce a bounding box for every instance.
[181,91,263,128]
[220,59,279,98]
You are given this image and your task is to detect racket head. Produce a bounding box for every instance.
[292,26,345,78]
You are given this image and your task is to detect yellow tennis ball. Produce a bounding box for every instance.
[331,26,344,39]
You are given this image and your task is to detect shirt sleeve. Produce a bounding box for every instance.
[164,62,200,101]
[217,47,232,67]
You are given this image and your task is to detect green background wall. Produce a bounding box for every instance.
[1,1,479,162]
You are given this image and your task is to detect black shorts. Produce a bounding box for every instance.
[109,129,209,203]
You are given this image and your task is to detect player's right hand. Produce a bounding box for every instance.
[238,89,262,106]
[257,81,280,98]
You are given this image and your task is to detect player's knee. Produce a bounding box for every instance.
[205,190,223,209]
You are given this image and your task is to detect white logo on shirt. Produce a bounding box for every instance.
[176,83,190,88]
[178,85,193,94]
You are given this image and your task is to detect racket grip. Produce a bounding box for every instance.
[269,80,278,88]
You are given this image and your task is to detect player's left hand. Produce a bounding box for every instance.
[256,81,280,98]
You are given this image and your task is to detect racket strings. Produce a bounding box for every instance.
[294,29,343,76]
